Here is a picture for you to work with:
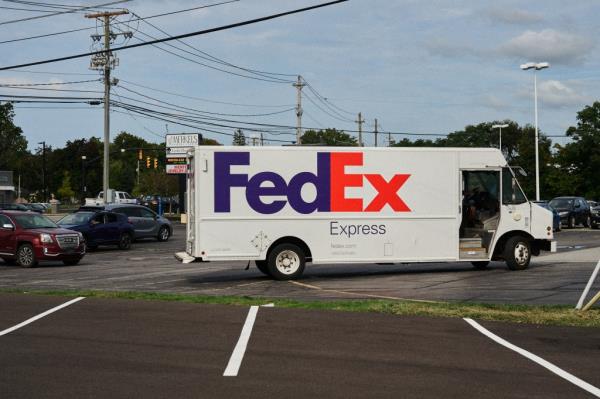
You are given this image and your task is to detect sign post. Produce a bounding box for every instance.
[165,133,202,214]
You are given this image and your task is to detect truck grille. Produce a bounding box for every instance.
[56,234,80,249]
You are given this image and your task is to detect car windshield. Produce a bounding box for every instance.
[58,212,94,225]
[14,214,57,229]
[549,198,573,208]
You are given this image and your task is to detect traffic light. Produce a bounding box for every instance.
[138,149,143,160]
[154,158,158,169]
[146,156,150,168]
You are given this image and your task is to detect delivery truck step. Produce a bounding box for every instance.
[459,238,483,249]
[459,246,487,259]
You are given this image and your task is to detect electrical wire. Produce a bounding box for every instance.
[0,0,130,26]
[0,0,349,70]
[0,78,100,86]
[0,0,240,45]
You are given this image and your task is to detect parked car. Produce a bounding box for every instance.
[80,204,172,242]
[590,202,600,229]
[0,203,30,212]
[533,201,561,232]
[57,210,134,250]
[22,203,45,213]
[0,211,85,267]
[549,196,591,228]
[141,195,179,213]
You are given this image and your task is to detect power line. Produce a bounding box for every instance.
[0,0,349,70]
[0,78,100,86]
[119,78,294,108]
[0,69,98,75]
[0,0,130,26]
[0,0,240,45]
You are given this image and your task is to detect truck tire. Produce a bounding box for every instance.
[16,243,38,268]
[471,261,489,270]
[504,236,531,271]
[267,243,305,281]
[255,260,270,276]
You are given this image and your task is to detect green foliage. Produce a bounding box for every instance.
[232,129,246,145]
[57,171,75,202]
[0,102,28,171]
[136,170,178,197]
[300,128,357,146]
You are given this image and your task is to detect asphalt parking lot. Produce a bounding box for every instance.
[0,293,598,399]
[0,224,599,305]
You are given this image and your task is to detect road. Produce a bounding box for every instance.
[0,224,599,305]
[0,293,598,399]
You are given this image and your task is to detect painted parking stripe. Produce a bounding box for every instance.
[223,306,259,377]
[0,297,85,337]
[464,318,600,398]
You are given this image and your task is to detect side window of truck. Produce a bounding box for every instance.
[502,168,527,205]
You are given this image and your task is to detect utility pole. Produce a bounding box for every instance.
[293,75,306,145]
[374,118,378,147]
[356,112,365,146]
[260,132,264,146]
[86,9,129,204]
[37,141,46,202]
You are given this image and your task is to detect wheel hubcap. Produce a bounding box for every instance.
[514,243,529,265]
[275,250,300,275]
[20,247,33,265]
[161,229,168,240]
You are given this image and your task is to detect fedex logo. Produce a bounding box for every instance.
[214,152,411,215]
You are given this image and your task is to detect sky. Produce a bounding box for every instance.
[1,0,599,151]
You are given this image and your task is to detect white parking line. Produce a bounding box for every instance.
[223,306,259,377]
[464,318,600,398]
[0,297,85,337]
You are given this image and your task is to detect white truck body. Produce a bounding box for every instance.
[84,190,137,206]
[179,146,555,278]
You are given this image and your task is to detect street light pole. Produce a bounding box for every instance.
[81,155,87,203]
[492,123,509,154]
[38,141,46,202]
[520,62,549,201]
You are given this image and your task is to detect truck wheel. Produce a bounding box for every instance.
[504,236,531,271]
[17,244,38,268]
[118,233,132,250]
[471,261,489,270]
[584,215,591,228]
[267,243,305,281]
[568,215,575,228]
[157,226,170,242]
[255,260,271,276]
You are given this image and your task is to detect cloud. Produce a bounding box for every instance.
[488,8,543,25]
[500,29,594,64]
[518,80,593,108]
[424,38,483,58]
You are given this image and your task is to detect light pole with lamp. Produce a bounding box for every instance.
[520,61,549,201]
[492,124,509,154]
[81,155,87,203]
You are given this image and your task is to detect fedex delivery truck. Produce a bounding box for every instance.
[176,146,556,280]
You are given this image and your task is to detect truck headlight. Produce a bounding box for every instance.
[40,233,53,243]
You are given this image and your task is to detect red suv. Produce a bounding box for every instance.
[0,211,86,267]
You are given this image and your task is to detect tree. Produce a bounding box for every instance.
[0,102,28,171]
[549,102,600,199]
[57,171,75,202]
[300,128,357,146]
[232,129,246,145]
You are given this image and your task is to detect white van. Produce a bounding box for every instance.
[176,146,556,280]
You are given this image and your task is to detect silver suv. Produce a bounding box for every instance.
[88,204,173,241]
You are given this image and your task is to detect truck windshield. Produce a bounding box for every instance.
[502,167,527,205]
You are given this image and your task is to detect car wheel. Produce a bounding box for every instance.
[118,233,132,250]
[63,259,80,266]
[584,215,591,228]
[1,257,16,265]
[255,260,271,276]
[16,244,38,268]
[267,243,306,281]
[471,261,489,270]
[568,215,575,229]
[157,226,170,242]
[504,236,531,271]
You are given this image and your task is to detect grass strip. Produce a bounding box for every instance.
[1,288,598,328]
